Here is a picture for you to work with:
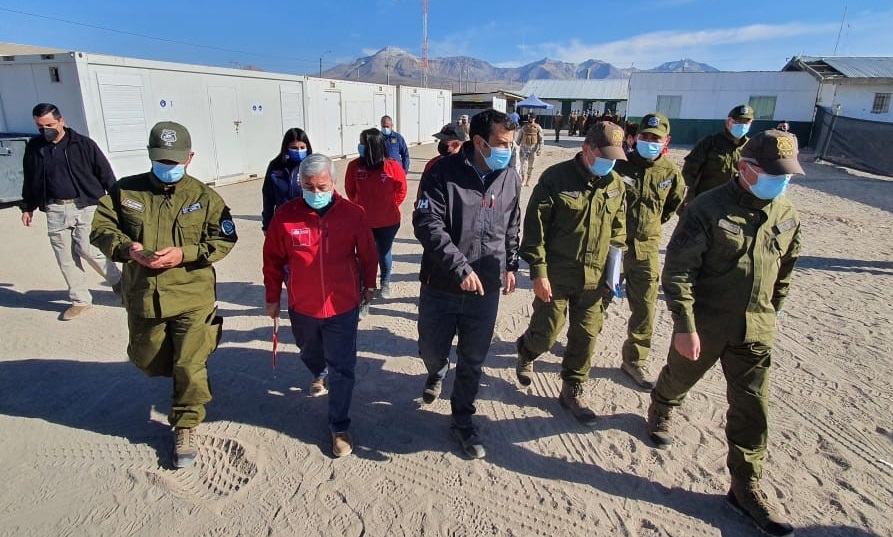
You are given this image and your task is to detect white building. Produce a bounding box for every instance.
[0,49,450,185]
[626,71,818,144]
[519,79,629,117]
[782,56,893,122]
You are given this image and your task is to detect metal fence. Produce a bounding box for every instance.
[812,106,893,176]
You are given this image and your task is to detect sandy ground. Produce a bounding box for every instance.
[0,136,891,537]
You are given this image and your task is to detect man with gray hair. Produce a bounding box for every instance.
[380,115,411,173]
[263,153,378,458]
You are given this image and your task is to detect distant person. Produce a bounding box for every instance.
[583,111,597,136]
[21,102,122,320]
[345,128,407,301]
[567,111,578,136]
[648,130,803,537]
[262,128,313,233]
[515,122,627,427]
[776,121,790,132]
[91,121,238,468]
[264,153,377,458]
[612,113,685,389]
[414,109,521,459]
[681,105,754,206]
[454,114,471,142]
[516,114,543,186]
[553,111,564,143]
[508,111,521,124]
[424,123,464,175]
[623,122,639,154]
[380,115,411,173]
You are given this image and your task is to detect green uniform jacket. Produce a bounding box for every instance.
[682,131,749,199]
[91,173,238,318]
[614,152,685,259]
[521,153,626,289]
[662,179,801,343]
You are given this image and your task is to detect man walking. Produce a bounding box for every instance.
[264,153,377,458]
[91,122,238,468]
[380,115,411,174]
[681,104,754,205]
[21,103,122,320]
[613,113,685,389]
[516,114,543,186]
[414,109,521,459]
[553,111,564,143]
[647,130,803,537]
[514,122,627,427]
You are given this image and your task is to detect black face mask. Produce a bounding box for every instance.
[437,142,450,157]
[40,127,59,143]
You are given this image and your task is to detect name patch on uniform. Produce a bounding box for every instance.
[773,218,797,234]
[182,202,202,214]
[718,218,742,235]
[607,188,621,199]
[290,227,310,247]
[621,176,636,187]
[121,198,144,212]
[658,179,673,189]
[221,219,236,236]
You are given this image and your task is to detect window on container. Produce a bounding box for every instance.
[748,96,777,120]
[871,93,890,114]
[48,66,61,83]
[655,95,681,118]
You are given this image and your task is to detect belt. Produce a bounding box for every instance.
[49,198,78,205]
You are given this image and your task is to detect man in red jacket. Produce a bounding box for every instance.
[263,153,378,458]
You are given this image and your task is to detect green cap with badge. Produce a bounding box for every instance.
[148,121,192,163]
[728,104,754,120]
[584,121,628,160]
[639,112,670,137]
[740,129,805,175]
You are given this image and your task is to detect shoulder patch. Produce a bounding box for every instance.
[221,219,236,236]
[668,217,706,250]
[415,198,430,211]
[121,198,144,212]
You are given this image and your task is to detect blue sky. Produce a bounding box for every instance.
[1,0,891,74]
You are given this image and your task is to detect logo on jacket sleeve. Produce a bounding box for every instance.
[221,219,236,236]
[415,198,430,211]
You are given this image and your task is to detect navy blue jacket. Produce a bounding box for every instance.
[384,131,411,173]
[261,158,301,231]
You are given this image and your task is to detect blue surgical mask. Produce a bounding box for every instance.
[590,156,616,177]
[302,190,333,209]
[481,140,512,171]
[381,128,392,136]
[636,140,663,160]
[287,148,307,162]
[730,123,750,139]
[357,144,366,157]
[152,161,186,183]
[746,165,792,200]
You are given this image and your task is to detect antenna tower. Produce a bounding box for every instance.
[422,0,429,87]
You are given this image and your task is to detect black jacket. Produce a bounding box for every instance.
[21,127,117,212]
[261,157,301,231]
[413,142,521,294]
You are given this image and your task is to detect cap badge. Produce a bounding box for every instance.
[647,116,660,127]
[611,129,623,145]
[161,129,177,146]
[776,136,795,156]
[740,106,749,114]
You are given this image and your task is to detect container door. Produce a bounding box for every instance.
[208,86,243,182]
[280,84,305,133]
[320,91,343,156]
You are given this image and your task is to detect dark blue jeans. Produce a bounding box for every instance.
[371,224,400,284]
[417,284,500,428]
[288,307,359,432]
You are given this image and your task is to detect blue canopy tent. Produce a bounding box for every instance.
[515,94,554,110]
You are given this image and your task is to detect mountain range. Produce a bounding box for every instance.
[319,47,718,92]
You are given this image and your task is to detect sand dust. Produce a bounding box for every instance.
[0,138,891,536]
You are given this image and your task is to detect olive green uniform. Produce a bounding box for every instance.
[681,131,749,203]
[91,173,238,428]
[652,178,800,481]
[613,151,685,367]
[517,154,626,383]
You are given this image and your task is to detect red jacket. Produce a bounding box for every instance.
[263,193,377,319]
[344,158,407,228]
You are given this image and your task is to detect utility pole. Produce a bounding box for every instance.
[319,50,331,78]
[834,5,848,55]
[422,0,429,88]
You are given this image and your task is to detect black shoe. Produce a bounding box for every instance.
[422,376,442,404]
[451,424,485,459]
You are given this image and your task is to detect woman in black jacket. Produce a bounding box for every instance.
[261,128,313,232]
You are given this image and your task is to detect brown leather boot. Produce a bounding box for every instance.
[559,380,598,427]
[728,478,794,536]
